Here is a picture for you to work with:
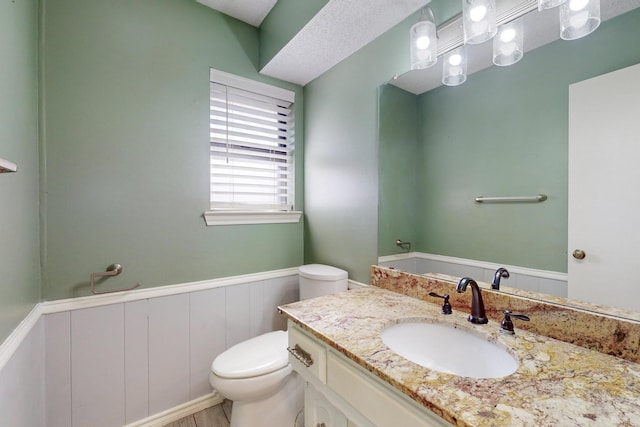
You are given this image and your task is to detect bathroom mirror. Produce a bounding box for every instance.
[377,2,640,318]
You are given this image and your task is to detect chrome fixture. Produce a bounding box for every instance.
[492,267,510,290]
[538,0,566,10]
[475,193,547,203]
[456,277,488,324]
[499,310,530,334]
[429,292,453,314]
[410,7,438,70]
[442,45,467,86]
[90,263,141,295]
[572,249,586,259]
[462,0,497,44]
[396,239,412,252]
[493,18,524,66]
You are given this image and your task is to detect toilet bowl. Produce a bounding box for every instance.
[209,264,348,427]
[209,331,303,427]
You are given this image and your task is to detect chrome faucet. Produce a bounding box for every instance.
[492,267,510,290]
[456,277,488,324]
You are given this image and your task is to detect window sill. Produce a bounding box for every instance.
[203,210,303,226]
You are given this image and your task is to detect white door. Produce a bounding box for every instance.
[568,63,640,312]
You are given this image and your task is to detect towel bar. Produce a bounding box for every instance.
[475,194,547,203]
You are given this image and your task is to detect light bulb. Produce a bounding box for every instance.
[449,54,462,66]
[416,36,430,50]
[499,42,517,56]
[469,5,487,22]
[500,28,516,42]
[569,0,588,11]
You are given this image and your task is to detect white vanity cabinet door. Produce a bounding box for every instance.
[287,321,450,427]
[306,382,348,427]
[326,350,450,427]
[288,322,327,384]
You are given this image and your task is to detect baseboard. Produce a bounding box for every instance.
[123,392,224,427]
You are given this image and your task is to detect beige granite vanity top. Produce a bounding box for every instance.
[279,287,640,427]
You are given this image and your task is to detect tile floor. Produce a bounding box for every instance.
[162,400,232,427]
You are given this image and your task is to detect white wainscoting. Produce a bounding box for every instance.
[0,317,45,426]
[0,268,300,427]
[378,253,568,297]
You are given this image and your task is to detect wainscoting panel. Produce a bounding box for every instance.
[124,300,150,424]
[0,269,300,427]
[148,294,191,415]
[189,287,226,400]
[262,276,299,332]
[45,312,71,427]
[71,304,126,427]
[225,283,252,349]
[0,318,45,427]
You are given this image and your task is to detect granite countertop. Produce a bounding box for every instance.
[279,287,640,427]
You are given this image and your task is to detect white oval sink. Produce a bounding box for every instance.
[381,322,518,378]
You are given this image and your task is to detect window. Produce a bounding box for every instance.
[204,69,301,225]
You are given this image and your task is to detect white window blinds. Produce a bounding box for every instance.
[209,69,295,212]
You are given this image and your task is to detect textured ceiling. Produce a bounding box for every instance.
[260,0,430,86]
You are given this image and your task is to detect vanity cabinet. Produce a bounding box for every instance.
[287,321,450,427]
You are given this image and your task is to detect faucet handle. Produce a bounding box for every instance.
[500,310,530,335]
[428,292,452,315]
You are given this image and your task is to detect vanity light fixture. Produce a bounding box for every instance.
[538,0,567,10]
[559,0,600,40]
[462,0,497,44]
[410,7,438,70]
[442,45,467,86]
[493,18,524,66]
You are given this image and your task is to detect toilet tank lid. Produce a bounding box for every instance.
[211,331,288,379]
[299,264,348,281]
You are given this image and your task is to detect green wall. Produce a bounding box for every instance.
[378,84,418,256]
[0,0,40,341]
[41,0,304,300]
[413,8,640,273]
[304,13,419,282]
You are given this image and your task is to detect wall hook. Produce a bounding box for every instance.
[90,263,141,295]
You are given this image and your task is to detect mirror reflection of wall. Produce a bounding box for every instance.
[378,7,640,298]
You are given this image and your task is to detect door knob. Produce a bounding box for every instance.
[572,249,586,260]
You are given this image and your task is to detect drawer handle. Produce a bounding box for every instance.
[287,344,314,367]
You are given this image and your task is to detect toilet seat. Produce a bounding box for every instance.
[212,330,288,379]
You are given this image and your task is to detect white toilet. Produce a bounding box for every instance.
[209,264,348,427]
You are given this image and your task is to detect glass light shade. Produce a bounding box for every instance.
[462,0,497,44]
[410,8,437,70]
[493,19,524,66]
[537,0,567,10]
[560,0,600,40]
[442,46,467,86]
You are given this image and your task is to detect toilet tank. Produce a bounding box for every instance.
[299,264,348,300]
